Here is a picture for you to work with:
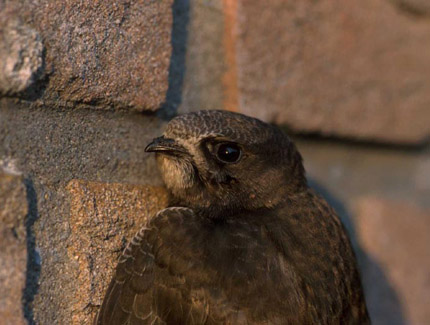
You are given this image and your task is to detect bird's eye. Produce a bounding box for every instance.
[215,143,242,163]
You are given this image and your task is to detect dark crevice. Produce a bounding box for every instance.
[391,0,430,18]
[286,128,430,153]
[22,178,41,325]
[158,0,190,121]
[20,45,48,102]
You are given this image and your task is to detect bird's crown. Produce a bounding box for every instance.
[164,110,279,145]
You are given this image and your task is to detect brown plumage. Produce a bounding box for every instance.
[95,110,369,324]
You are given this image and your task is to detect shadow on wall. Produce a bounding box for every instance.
[160,0,190,120]
[23,178,41,325]
[309,179,406,325]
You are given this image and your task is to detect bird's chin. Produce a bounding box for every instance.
[156,154,197,195]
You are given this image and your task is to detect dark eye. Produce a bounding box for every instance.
[215,143,242,163]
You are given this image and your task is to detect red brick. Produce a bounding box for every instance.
[232,0,430,144]
[354,197,430,324]
[1,0,173,111]
[66,180,168,324]
[0,172,28,325]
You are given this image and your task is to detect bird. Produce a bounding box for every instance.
[95,110,370,324]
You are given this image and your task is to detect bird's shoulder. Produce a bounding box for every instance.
[95,207,211,324]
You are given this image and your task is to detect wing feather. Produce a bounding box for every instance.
[95,207,200,325]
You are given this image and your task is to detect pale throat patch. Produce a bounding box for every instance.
[157,154,196,193]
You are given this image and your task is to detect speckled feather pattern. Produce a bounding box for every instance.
[164,110,275,145]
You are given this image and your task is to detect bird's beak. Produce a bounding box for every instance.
[145,136,187,154]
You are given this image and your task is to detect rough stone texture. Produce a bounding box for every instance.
[173,0,243,116]
[0,9,44,97]
[353,197,430,325]
[222,0,239,112]
[1,1,429,320]
[0,172,28,325]
[0,98,167,323]
[66,180,168,323]
[233,0,430,144]
[0,0,173,110]
[297,137,430,210]
[176,0,226,115]
[173,0,246,117]
[0,98,429,324]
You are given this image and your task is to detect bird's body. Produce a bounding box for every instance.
[95,110,369,324]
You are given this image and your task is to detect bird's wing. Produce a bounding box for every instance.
[94,207,209,325]
[94,220,159,324]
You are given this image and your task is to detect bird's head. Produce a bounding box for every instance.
[146,110,307,218]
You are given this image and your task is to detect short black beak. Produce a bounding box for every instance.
[145,136,187,154]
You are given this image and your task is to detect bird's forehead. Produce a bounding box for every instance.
[164,110,272,144]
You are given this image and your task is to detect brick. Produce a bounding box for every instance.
[66,180,168,324]
[232,0,430,144]
[0,11,44,97]
[0,99,168,323]
[177,0,226,114]
[1,0,173,110]
[0,172,28,325]
[353,197,430,324]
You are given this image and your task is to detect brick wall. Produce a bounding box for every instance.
[1,0,429,323]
